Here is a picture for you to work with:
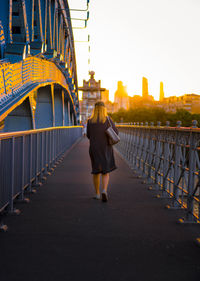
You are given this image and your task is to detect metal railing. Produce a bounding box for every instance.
[0,126,82,215]
[115,122,200,223]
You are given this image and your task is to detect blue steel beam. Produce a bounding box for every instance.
[0,0,79,131]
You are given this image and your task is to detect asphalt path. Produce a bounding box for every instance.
[0,137,199,281]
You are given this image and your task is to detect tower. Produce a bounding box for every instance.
[114,81,129,110]
[142,77,148,99]
[78,71,106,123]
[159,81,164,101]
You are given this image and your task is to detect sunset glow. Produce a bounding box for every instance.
[69,0,200,102]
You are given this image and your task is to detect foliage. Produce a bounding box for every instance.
[109,108,200,127]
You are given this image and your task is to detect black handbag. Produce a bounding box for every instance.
[105,117,120,145]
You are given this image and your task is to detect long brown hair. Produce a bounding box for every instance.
[90,101,108,123]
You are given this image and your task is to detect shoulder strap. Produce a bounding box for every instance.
[107,116,112,127]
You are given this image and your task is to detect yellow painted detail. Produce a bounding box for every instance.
[0,126,83,140]
[0,56,74,122]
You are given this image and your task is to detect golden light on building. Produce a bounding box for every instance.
[159,82,164,101]
[142,77,148,99]
[114,81,129,110]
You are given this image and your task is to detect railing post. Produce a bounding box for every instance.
[154,128,160,190]
[34,133,42,187]
[191,120,198,128]
[186,131,196,222]
[41,132,44,179]
[47,131,52,173]
[29,134,32,190]
[172,121,182,207]
[0,138,8,231]
[43,131,50,177]
[162,130,170,197]
[18,135,30,203]
[28,134,36,193]
[20,135,25,199]
[9,137,20,214]
[9,137,15,213]
[147,125,155,184]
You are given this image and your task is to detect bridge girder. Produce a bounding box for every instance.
[0,0,79,132]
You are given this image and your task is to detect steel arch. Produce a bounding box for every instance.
[0,0,79,132]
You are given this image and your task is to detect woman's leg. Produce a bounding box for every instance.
[102,173,109,193]
[93,174,101,195]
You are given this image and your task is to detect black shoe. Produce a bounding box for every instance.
[102,192,108,202]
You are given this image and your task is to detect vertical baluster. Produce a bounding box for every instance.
[186,131,196,222]
[9,137,20,214]
[162,131,170,197]
[9,137,15,213]
[0,138,8,231]
[20,135,25,199]
[29,134,33,191]
[34,133,41,187]
[172,122,182,207]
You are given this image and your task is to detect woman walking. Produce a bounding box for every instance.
[87,101,118,202]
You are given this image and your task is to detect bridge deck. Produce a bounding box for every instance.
[0,138,199,281]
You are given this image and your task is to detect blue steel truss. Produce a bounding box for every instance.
[0,0,79,132]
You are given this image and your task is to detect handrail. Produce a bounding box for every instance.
[0,126,83,139]
[116,124,200,133]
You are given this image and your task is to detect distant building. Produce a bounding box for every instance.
[129,95,144,109]
[159,82,164,101]
[101,89,109,103]
[142,77,148,99]
[105,101,118,113]
[161,94,200,113]
[114,81,129,110]
[78,71,106,123]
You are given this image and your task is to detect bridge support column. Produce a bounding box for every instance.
[68,102,71,125]
[54,86,63,126]
[64,100,69,126]
[3,98,33,132]
[35,85,54,129]
[62,90,65,126]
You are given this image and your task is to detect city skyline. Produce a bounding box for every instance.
[69,0,200,102]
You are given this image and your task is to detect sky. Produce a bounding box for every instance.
[68,0,200,102]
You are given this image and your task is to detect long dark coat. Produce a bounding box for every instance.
[87,117,118,174]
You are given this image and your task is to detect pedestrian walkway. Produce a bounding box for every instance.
[0,138,199,281]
